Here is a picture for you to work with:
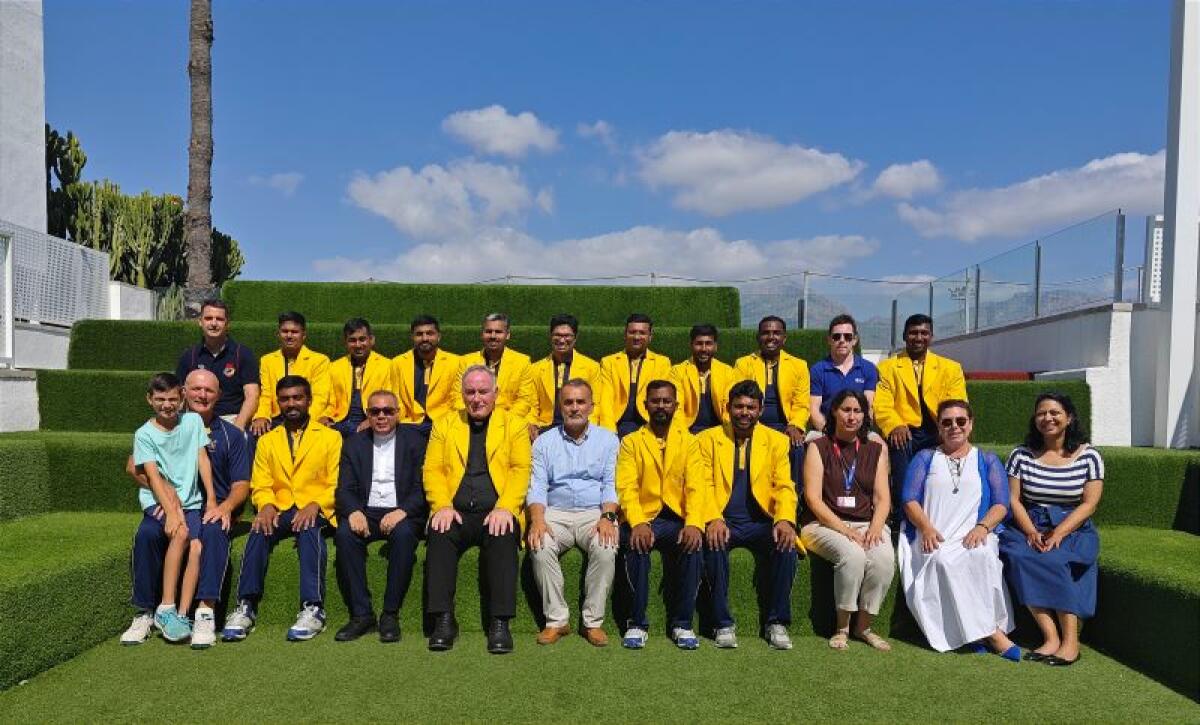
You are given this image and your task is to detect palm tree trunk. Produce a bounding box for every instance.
[184,0,213,313]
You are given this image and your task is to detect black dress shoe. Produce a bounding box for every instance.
[379,611,401,643]
[486,618,513,654]
[1044,653,1081,667]
[1023,650,1049,662]
[335,615,377,642]
[428,612,458,651]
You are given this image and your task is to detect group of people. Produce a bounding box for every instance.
[123,299,1103,664]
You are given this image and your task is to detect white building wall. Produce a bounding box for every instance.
[0,369,38,431]
[108,282,156,321]
[14,321,68,369]
[0,0,47,232]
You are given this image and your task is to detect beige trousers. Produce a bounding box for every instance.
[801,521,895,615]
[531,508,617,628]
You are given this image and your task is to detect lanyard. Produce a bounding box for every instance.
[831,438,859,494]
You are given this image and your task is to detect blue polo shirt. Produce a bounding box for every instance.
[809,355,879,418]
[203,415,251,505]
[176,338,260,417]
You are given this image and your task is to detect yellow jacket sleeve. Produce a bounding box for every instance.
[873,360,903,437]
[944,358,968,401]
[307,356,332,421]
[768,433,798,525]
[250,432,277,511]
[615,434,647,526]
[683,436,708,530]
[314,431,340,521]
[696,435,721,524]
[422,415,455,512]
[496,413,533,516]
[254,354,280,421]
[787,358,811,430]
[510,365,536,419]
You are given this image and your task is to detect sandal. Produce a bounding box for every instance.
[854,628,891,651]
[828,629,850,650]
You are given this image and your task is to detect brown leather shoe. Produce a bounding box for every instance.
[536,625,571,645]
[584,627,609,647]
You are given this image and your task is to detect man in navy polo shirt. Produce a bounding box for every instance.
[807,314,879,437]
[122,368,250,649]
[176,299,260,431]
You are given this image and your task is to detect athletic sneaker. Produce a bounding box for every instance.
[766,624,793,650]
[671,627,700,650]
[154,606,192,643]
[191,607,216,649]
[221,601,256,641]
[714,625,738,649]
[287,603,326,641]
[120,612,154,645]
[622,627,648,649]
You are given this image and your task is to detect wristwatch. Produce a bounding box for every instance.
[601,511,619,525]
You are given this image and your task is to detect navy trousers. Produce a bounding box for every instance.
[129,508,201,611]
[331,414,367,437]
[334,508,422,617]
[236,506,328,606]
[887,425,939,506]
[621,514,703,631]
[703,519,798,628]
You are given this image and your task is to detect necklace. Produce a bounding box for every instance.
[946,453,966,494]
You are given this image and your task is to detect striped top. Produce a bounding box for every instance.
[1005,446,1104,507]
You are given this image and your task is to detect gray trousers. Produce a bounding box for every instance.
[800,521,895,615]
[531,508,618,628]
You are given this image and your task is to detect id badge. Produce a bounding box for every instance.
[837,496,856,509]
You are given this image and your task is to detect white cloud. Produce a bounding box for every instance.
[871,160,942,200]
[897,150,1165,241]
[441,105,559,158]
[535,187,555,214]
[577,120,617,151]
[346,160,548,240]
[312,226,877,284]
[637,129,864,216]
[248,171,304,196]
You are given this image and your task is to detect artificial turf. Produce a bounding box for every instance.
[0,628,1196,724]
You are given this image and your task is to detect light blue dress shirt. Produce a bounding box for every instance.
[527,423,619,510]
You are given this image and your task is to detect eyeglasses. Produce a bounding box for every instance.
[939,417,969,429]
[367,407,397,417]
[830,332,855,342]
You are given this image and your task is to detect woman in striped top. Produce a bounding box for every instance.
[999,392,1104,667]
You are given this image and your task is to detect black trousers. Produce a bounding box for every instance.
[424,510,520,619]
[334,507,422,618]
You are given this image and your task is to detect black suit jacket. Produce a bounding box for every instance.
[335,427,427,524]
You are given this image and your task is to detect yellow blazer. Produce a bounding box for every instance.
[669,358,737,429]
[326,351,396,422]
[616,424,706,530]
[256,346,332,422]
[694,423,797,526]
[392,348,461,425]
[526,352,602,427]
[733,351,810,429]
[423,409,533,518]
[597,350,673,430]
[455,348,536,418]
[874,350,968,437]
[251,418,342,523]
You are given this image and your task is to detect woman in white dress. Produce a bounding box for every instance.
[898,399,1020,660]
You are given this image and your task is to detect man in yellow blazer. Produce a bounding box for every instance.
[250,311,331,436]
[223,375,342,643]
[455,313,535,418]
[320,318,395,437]
[526,313,601,440]
[616,379,705,650]
[392,315,460,430]
[669,323,737,434]
[874,313,967,502]
[598,313,672,437]
[423,365,532,654]
[696,379,799,651]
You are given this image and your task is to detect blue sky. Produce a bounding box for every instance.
[45,0,1171,290]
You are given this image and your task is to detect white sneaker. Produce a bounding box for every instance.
[191,607,216,649]
[120,612,154,645]
[766,623,793,650]
[671,627,700,650]
[221,601,256,641]
[287,603,326,641]
[622,627,648,649]
[714,625,738,649]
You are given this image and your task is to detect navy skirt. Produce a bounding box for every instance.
[998,504,1099,619]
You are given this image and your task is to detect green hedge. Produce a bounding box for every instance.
[0,433,136,517]
[223,281,742,328]
[0,440,50,521]
[966,379,1091,446]
[68,320,829,372]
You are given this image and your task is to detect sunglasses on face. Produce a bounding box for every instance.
[830,333,855,342]
[368,407,397,417]
[939,417,969,429]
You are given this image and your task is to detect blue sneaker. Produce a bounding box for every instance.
[154,606,192,643]
[221,600,256,642]
[622,627,648,649]
[672,627,700,650]
[287,603,326,641]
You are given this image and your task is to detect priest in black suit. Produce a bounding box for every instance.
[333,390,427,642]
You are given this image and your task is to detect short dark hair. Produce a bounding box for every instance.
[828,314,858,335]
[1023,392,1088,455]
[549,313,578,334]
[343,317,372,337]
[147,372,181,395]
[758,315,787,332]
[560,378,593,398]
[644,379,677,398]
[199,299,229,317]
[904,313,933,333]
[411,314,440,332]
[276,374,312,398]
[937,398,973,420]
[822,388,871,442]
[728,379,763,405]
[278,311,307,329]
[690,323,719,341]
[626,313,653,329]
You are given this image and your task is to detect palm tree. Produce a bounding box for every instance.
[184,0,213,314]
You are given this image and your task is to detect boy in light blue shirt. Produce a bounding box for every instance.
[131,372,215,643]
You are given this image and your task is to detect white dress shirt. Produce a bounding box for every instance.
[368,430,397,508]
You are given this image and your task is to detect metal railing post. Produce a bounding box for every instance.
[890,298,898,351]
[1033,241,1042,318]
[927,281,934,319]
[1113,211,1126,302]
[800,271,809,328]
[972,264,982,332]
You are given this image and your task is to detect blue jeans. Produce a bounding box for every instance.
[620,514,702,631]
